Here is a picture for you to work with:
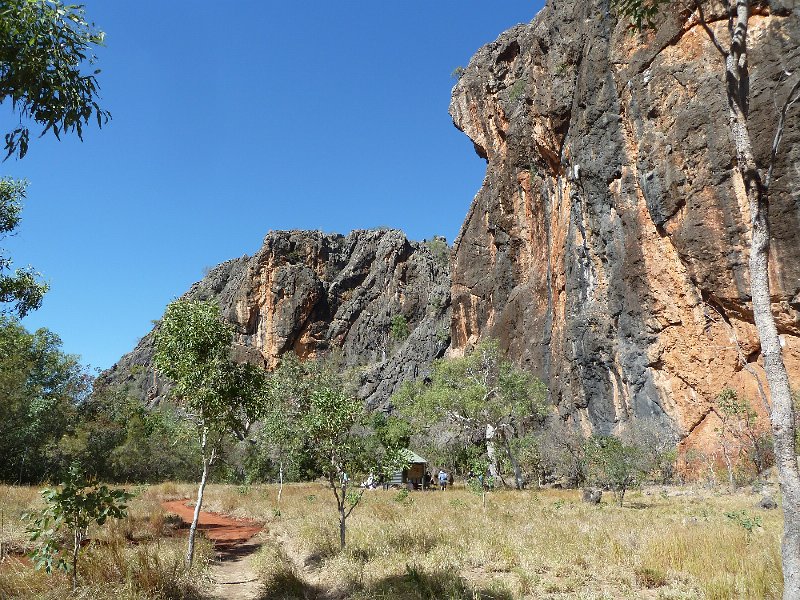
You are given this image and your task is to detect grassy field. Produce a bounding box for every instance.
[0,481,784,599]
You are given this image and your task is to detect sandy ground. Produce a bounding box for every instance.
[161,499,265,600]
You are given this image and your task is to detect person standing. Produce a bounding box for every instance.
[438,469,448,491]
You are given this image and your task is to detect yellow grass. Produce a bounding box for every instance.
[216,483,782,599]
[0,483,211,599]
[0,482,785,599]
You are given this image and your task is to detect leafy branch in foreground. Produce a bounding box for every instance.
[0,178,47,317]
[0,0,110,159]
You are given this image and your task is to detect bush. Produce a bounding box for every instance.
[537,420,588,487]
[586,435,648,506]
[390,315,410,341]
[450,66,465,80]
[424,237,449,269]
[25,466,132,590]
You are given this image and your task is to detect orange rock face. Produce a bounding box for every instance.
[448,1,800,448]
[101,229,451,410]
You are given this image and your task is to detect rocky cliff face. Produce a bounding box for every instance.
[448,0,800,446]
[100,229,451,409]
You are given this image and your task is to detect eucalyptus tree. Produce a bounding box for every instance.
[265,355,406,548]
[0,314,89,482]
[0,0,110,159]
[613,0,800,593]
[0,178,47,317]
[394,339,548,489]
[153,299,265,568]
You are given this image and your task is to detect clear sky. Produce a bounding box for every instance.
[4,1,543,371]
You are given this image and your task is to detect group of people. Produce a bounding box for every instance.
[362,469,454,491]
[423,469,452,490]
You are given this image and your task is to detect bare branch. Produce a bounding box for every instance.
[705,300,771,416]
[693,0,729,58]
[344,489,365,519]
[766,75,800,192]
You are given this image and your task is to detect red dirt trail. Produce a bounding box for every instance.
[161,500,263,551]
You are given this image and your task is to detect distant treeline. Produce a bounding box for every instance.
[0,316,779,491]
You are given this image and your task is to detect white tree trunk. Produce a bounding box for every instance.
[502,435,524,490]
[721,1,800,595]
[486,423,499,479]
[277,460,284,512]
[186,457,209,569]
[187,430,214,570]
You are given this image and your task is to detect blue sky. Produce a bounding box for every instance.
[4,1,543,371]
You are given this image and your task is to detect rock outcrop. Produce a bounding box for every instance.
[448,0,800,447]
[100,229,451,409]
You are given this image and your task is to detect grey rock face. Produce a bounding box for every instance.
[448,0,800,446]
[99,229,451,409]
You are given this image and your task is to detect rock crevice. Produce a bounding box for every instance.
[100,229,451,410]
[448,0,799,444]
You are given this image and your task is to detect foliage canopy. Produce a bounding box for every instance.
[394,339,547,486]
[0,178,47,317]
[0,315,89,482]
[0,0,110,159]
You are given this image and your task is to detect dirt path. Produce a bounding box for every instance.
[161,499,264,600]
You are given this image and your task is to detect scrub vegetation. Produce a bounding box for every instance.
[0,481,785,599]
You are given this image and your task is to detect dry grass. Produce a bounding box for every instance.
[239,483,783,599]
[0,484,212,599]
[0,482,785,599]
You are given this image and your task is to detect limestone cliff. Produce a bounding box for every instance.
[448,0,800,446]
[100,229,451,409]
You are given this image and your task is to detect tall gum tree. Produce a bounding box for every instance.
[614,0,800,594]
[154,299,264,568]
[394,339,548,489]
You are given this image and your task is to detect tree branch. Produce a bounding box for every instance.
[329,474,342,508]
[344,489,365,519]
[765,75,800,193]
[693,0,729,58]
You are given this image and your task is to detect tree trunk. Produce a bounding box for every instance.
[277,460,284,513]
[719,1,800,595]
[186,455,210,569]
[750,174,800,599]
[71,529,80,591]
[339,506,347,549]
[486,423,500,479]
[749,162,800,598]
[502,436,524,490]
[721,442,737,493]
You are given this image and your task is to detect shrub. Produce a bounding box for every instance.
[635,566,667,588]
[451,66,466,80]
[585,435,648,506]
[390,315,410,341]
[24,466,132,590]
[508,79,526,102]
[424,237,450,269]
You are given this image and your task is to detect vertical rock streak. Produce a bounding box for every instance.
[449,0,799,444]
[100,230,451,410]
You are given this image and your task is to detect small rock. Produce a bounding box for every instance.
[759,495,778,510]
[582,487,602,504]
